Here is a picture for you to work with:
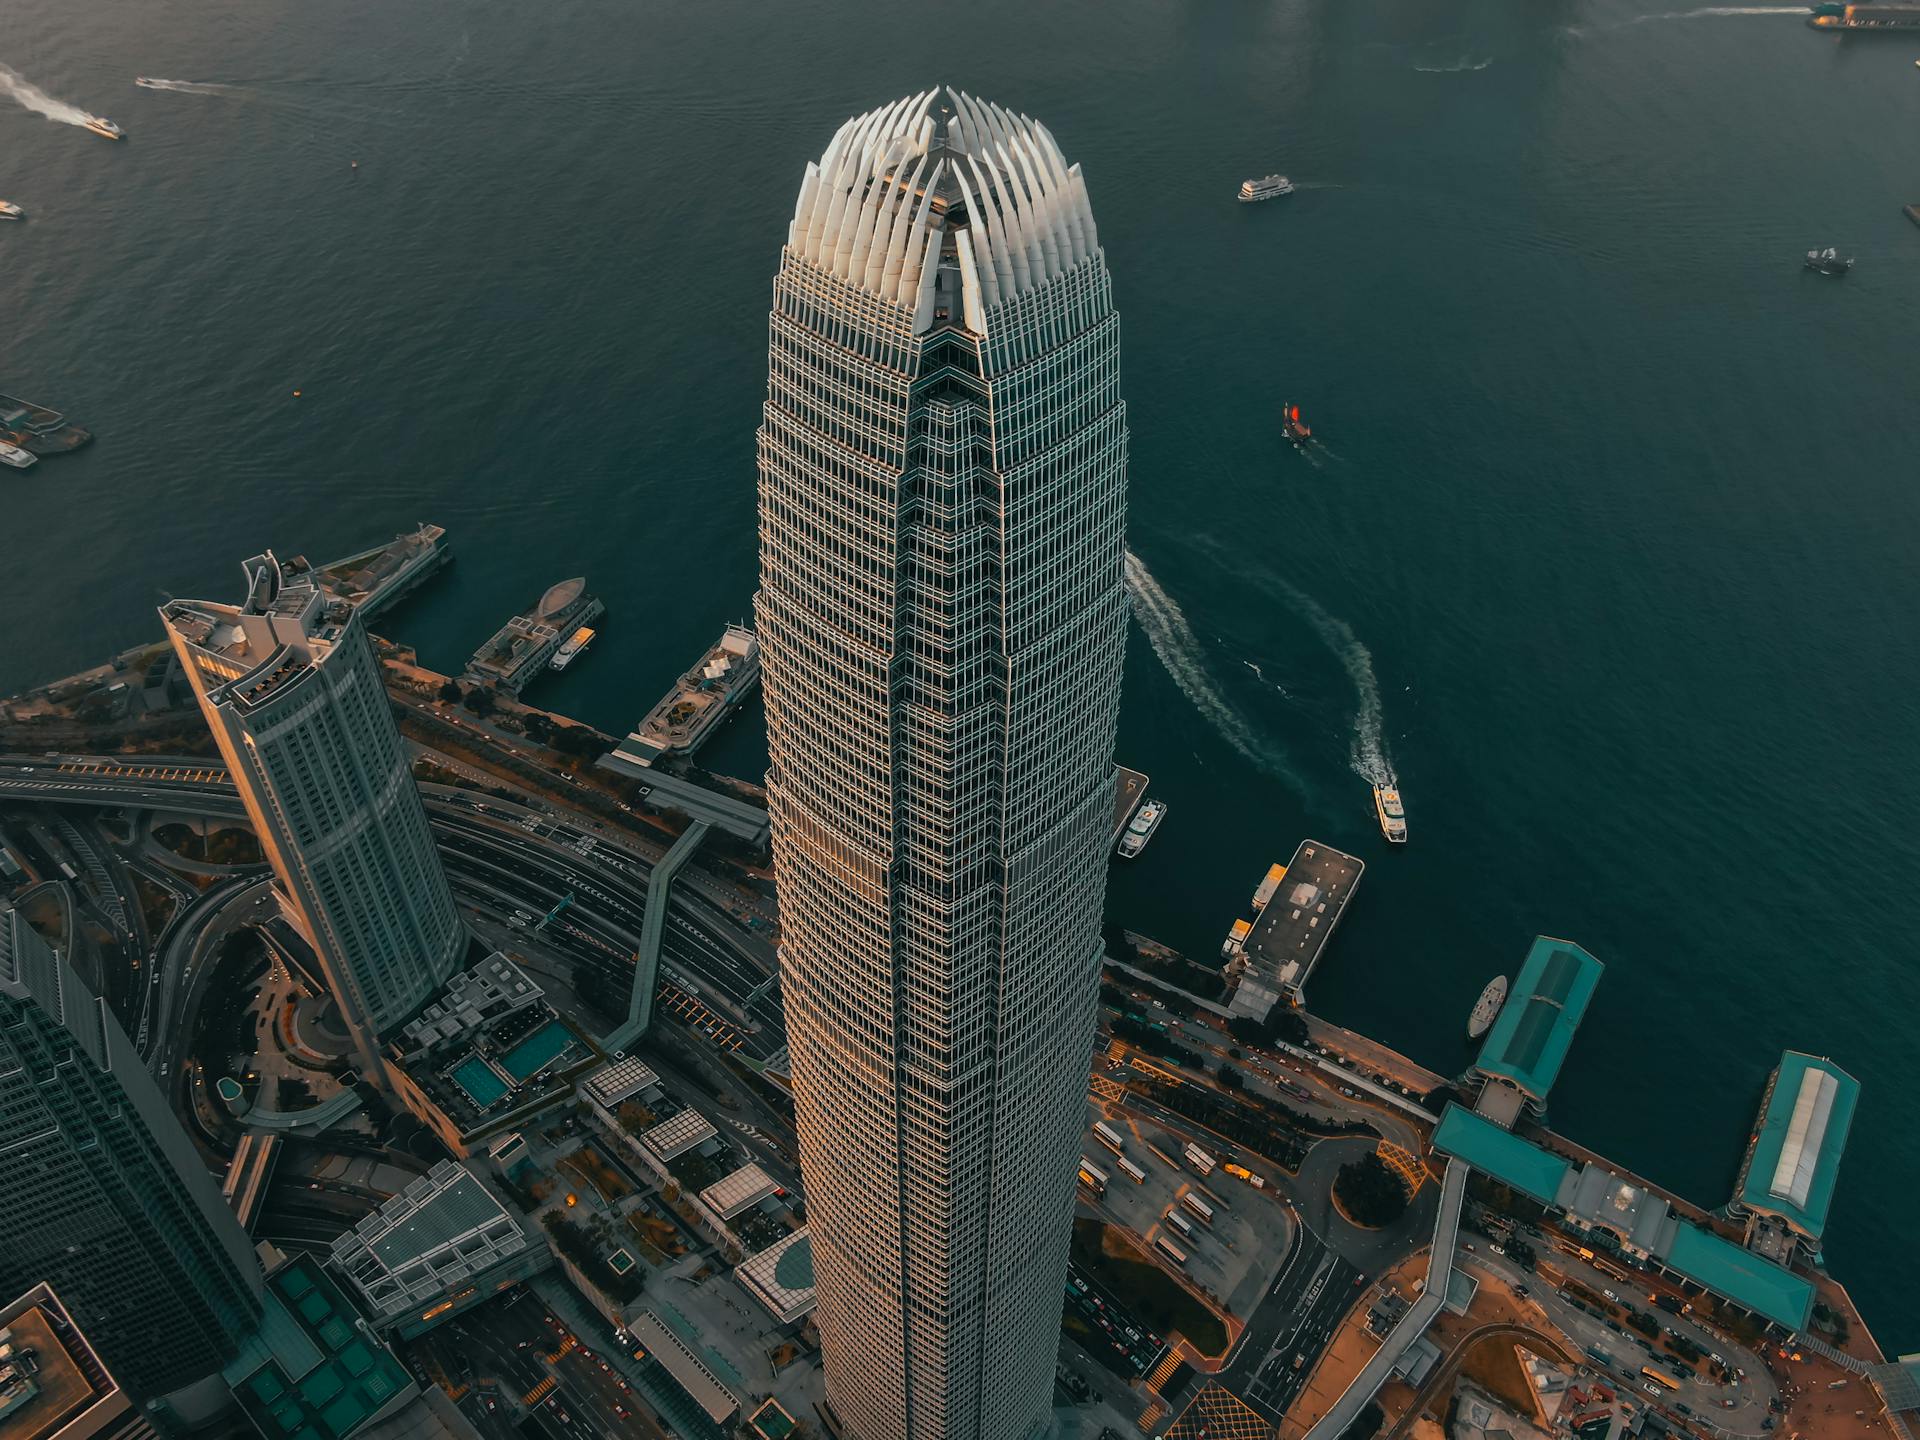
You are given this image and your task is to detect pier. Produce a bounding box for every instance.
[1109,765,1149,849]
[316,523,450,623]
[1224,839,1363,1020]
[607,625,758,770]
[464,577,604,695]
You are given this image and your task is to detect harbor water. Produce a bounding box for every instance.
[3,0,1917,1341]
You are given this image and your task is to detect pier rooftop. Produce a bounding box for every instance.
[315,523,449,622]
[1469,935,1604,1108]
[610,624,758,769]
[463,576,603,695]
[1226,838,1363,1020]
[1109,766,1148,849]
[1733,1050,1859,1252]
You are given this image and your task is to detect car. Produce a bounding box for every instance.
[1643,1382,1663,1397]
[1489,1243,1505,1256]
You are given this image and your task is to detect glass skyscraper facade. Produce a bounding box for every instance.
[0,905,264,1398]
[162,552,464,1064]
[756,89,1128,1440]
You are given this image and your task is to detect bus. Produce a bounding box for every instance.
[1183,1143,1216,1177]
[1181,1193,1216,1226]
[1640,1367,1680,1393]
[1116,1156,1147,1185]
[1154,1235,1188,1268]
[1166,1209,1198,1241]
[1093,1121,1127,1154]
[1078,1159,1108,1197]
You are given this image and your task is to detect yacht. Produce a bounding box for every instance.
[0,441,38,470]
[1468,976,1509,1040]
[82,114,126,141]
[1372,784,1407,844]
[1805,246,1852,275]
[1117,798,1167,858]
[0,200,23,220]
[1238,174,1295,203]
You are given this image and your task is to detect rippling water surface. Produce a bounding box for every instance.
[3,0,1916,1342]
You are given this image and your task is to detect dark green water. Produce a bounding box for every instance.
[4,0,1916,1343]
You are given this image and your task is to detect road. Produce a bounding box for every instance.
[1214,1227,1362,1422]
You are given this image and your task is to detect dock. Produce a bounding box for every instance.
[463,577,604,695]
[316,523,450,623]
[1109,765,1149,849]
[606,625,758,770]
[0,392,92,455]
[1224,838,1364,1021]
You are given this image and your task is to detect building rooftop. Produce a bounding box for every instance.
[734,1229,816,1325]
[398,954,543,1053]
[223,1255,412,1440]
[1661,1223,1814,1332]
[1735,1051,1859,1243]
[329,1162,532,1323]
[1432,1105,1573,1205]
[642,1109,718,1161]
[628,1313,739,1427]
[1471,936,1604,1103]
[0,1283,132,1440]
[698,1164,778,1220]
[161,553,356,716]
[389,978,591,1143]
[579,1056,661,1111]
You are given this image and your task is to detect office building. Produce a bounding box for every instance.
[755,89,1128,1440]
[0,907,264,1400]
[161,551,464,1064]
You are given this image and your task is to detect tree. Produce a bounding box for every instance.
[463,686,496,716]
[1217,1064,1244,1092]
[1267,1009,1309,1047]
[1333,1153,1410,1228]
[1228,1016,1268,1048]
[437,679,463,703]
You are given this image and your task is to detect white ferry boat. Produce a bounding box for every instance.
[0,201,23,220]
[82,115,126,141]
[549,625,596,672]
[1117,798,1167,858]
[0,441,38,470]
[1468,975,1509,1040]
[1238,174,1294,203]
[1372,784,1407,844]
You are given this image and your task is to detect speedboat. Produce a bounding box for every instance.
[0,200,23,220]
[0,441,38,470]
[1281,403,1312,444]
[82,114,125,141]
[1372,784,1407,844]
[1239,174,1295,202]
[135,77,160,88]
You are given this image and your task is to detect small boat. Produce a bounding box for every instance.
[0,200,23,220]
[1372,784,1407,844]
[1282,402,1312,445]
[549,625,597,672]
[82,114,125,141]
[1805,246,1852,275]
[1117,798,1167,858]
[0,441,38,470]
[134,76,159,88]
[1468,975,1509,1040]
[1239,174,1295,203]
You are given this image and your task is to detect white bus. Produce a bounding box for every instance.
[1166,1208,1198,1241]
[1077,1159,1108,1197]
[1183,1143,1216,1176]
[1093,1121,1127,1154]
[1181,1192,1216,1226]
[1116,1156,1148,1185]
[1154,1235,1188,1268]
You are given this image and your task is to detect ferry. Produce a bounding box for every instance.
[1238,174,1295,203]
[1281,403,1312,444]
[1372,783,1407,844]
[82,115,125,141]
[1117,798,1167,858]
[0,201,22,220]
[1468,975,1509,1040]
[549,625,597,672]
[1805,246,1853,274]
[0,441,37,470]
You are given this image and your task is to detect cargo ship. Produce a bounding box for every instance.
[0,393,93,455]
[549,625,597,672]
[1116,798,1166,858]
[1468,975,1509,1039]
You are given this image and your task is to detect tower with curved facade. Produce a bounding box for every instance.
[756,89,1128,1440]
[163,552,465,1067]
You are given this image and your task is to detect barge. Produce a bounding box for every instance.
[0,393,93,455]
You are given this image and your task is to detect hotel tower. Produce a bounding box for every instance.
[755,90,1129,1440]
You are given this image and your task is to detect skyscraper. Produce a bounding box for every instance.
[0,905,264,1399]
[162,552,464,1065]
[756,90,1128,1440]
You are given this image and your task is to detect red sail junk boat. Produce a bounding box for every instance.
[1281,403,1312,445]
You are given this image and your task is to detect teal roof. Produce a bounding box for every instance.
[1473,937,1604,1100]
[1736,1051,1859,1242]
[1662,1223,1813,1332]
[224,1256,411,1440]
[1432,1104,1573,1204]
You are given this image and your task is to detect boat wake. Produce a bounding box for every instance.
[1240,568,1394,787]
[1124,551,1302,787]
[135,77,239,95]
[0,59,93,129]
[1414,55,1494,72]
[1570,5,1800,30]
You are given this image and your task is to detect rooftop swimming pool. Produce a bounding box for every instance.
[499,1020,577,1082]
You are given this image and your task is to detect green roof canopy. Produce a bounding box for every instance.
[1432,1104,1573,1204]
[1736,1051,1859,1242]
[1473,937,1604,1101]
[1662,1223,1814,1332]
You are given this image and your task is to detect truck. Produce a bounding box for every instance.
[1093,1121,1126,1155]
[1181,1193,1215,1226]
[1077,1160,1108,1197]
[1223,1163,1266,1189]
[1116,1156,1147,1185]
[1182,1143,1216,1177]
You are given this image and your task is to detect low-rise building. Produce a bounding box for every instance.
[0,1282,155,1440]
[329,1161,549,1339]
